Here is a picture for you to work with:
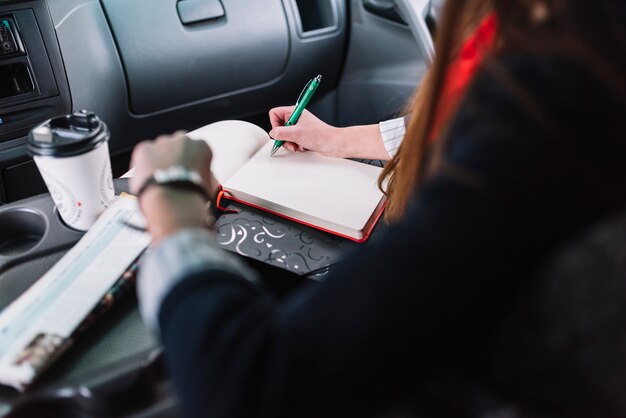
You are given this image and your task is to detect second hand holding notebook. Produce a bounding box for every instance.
[188,121,387,242]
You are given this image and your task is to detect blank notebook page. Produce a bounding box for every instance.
[224,142,385,236]
[187,120,269,183]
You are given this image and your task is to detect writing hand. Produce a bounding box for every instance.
[269,107,392,160]
[269,107,348,157]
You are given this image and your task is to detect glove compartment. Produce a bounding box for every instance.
[101,0,290,114]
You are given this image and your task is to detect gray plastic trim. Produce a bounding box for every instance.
[336,0,427,126]
[0,192,83,274]
[48,0,129,151]
[102,0,291,115]
[395,0,435,66]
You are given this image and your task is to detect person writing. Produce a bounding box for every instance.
[129,0,626,416]
[268,0,496,161]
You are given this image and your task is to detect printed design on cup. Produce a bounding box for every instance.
[40,168,82,226]
[99,157,115,208]
[28,111,114,231]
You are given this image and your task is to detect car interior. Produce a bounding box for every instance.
[0,0,433,203]
[0,0,435,415]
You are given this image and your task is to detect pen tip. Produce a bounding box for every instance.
[270,147,278,157]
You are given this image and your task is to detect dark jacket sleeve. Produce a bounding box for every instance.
[157,57,626,418]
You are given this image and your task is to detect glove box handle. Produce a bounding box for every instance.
[177,0,225,25]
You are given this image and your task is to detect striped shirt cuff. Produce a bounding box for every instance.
[379,117,407,158]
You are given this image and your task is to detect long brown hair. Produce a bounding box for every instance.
[380,0,626,222]
[380,0,490,222]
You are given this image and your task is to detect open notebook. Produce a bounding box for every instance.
[187,121,387,242]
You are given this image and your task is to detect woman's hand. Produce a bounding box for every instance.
[269,107,347,157]
[129,131,218,243]
[269,107,391,160]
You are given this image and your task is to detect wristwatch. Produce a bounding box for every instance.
[137,165,217,228]
[137,166,212,203]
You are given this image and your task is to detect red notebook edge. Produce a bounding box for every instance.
[216,186,387,243]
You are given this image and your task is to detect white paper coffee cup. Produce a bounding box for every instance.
[27,111,115,231]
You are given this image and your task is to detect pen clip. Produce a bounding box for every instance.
[295,78,313,106]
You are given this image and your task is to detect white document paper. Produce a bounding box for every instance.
[121,120,270,182]
[0,196,150,390]
[186,120,269,183]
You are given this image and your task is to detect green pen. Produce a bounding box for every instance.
[271,75,322,156]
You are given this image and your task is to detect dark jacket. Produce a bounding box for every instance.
[158,55,626,418]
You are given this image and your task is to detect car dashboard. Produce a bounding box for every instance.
[0,0,348,203]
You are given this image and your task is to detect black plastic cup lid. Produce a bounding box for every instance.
[27,110,109,158]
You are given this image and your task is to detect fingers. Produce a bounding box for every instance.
[129,132,214,195]
[207,172,219,200]
[269,126,302,145]
[281,142,307,153]
[269,106,296,128]
[130,140,150,167]
[129,140,152,192]
[283,142,298,152]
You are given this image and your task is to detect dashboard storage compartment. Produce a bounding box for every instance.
[102,0,290,114]
[292,0,339,35]
[0,62,34,100]
[0,4,70,146]
[0,9,60,109]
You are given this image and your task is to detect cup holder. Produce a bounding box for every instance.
[0,208,47,257]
